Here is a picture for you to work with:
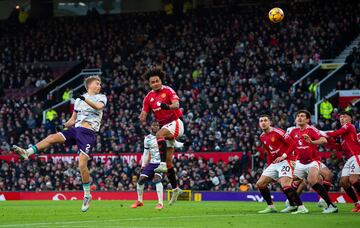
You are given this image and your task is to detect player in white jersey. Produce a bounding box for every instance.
[132,121,164,210]
[12,75,106,212]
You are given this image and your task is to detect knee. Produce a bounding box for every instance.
[307,176,318,186]
[322,170,333,181]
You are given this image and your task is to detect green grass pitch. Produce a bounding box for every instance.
[0,201,358,228]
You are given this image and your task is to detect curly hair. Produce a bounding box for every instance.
[142,67,166,81]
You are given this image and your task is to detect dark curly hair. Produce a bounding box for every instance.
[142,67,166,81]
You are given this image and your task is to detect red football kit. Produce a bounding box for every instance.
[142,85,183,126]
[326,123,360,160]
[260,127,296,165]
[287,125,322,164]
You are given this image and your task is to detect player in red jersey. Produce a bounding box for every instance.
[287,110,337,213]
[325,111,360,212]
[286,130,336,209]
[256,114,308,214]
[139,68,184,204]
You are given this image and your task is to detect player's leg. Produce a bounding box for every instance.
[155,119,184,173]
[320,166,333,192]
[279,176,305,213]
[165,144,183,205]
[166,146,177,189]
[132,175,147,208]
[79,152,92,212]
[153,173,164,209]
[256,169,277,213]
[317,165,333,208]
[341,175,360,212]
[348,157,360,212]
[286,161,306,209]
[154,127,173,172]
[307,166,337,213]
[294,179,306,195]
[12,132,66,159]
[340,159,360,212]
[276,160,307,214]
[76,128,97,212]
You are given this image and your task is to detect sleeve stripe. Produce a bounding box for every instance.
[272,128,285,136]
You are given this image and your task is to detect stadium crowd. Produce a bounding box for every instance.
[1,0,360,155]
[0,152,343,192]
[0,0,360,191]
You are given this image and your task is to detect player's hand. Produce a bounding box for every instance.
[302,134,312,144]
[160,103,170,110]
[273,157,285,164]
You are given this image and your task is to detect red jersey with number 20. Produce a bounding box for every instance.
[142,85,183,126]
[259,127,296,165]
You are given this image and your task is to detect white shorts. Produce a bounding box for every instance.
[162,119,184,147]
[262,160,294,180]
[294,160,321,180]
[341,155,360,177]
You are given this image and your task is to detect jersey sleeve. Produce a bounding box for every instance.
[278,130,296,158]
[309,127,321,140]
[142,138,150,167]
[74,99,81,112]
[326,123,350,137]
[142,95,150,113]
[167,87,179,102]
[97,94,107,106]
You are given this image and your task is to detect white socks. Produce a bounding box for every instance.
[137,183,144,202]
[26,146,37,156]
[83,183,91,197]
[156,182,163,205]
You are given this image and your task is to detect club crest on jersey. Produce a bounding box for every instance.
[271,137,275,142]
[161,93,166,98]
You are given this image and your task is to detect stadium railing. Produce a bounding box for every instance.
[42,68,102,124]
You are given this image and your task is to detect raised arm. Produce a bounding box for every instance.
[79,96,105,110]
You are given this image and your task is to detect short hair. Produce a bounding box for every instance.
[296,109,311,119]
[259,113,272,121]
[84,75,101,90]
[339,111,353,118]
[142,67,166,81]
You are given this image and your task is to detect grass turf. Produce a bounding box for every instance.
[0,201,357,228]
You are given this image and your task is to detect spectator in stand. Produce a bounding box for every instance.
[320,98,333,119]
